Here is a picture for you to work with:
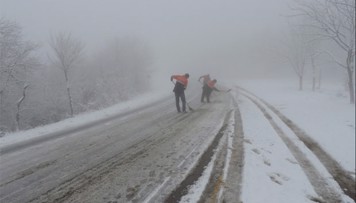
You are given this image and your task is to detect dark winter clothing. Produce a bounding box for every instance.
[171,74,189,112]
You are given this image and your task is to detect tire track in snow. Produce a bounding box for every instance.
[220,94,245,202]
[238,87,355,202]
[164,110,232,203]
[200,95,246,203]
[166,94,246,203]
[240,90,343,203]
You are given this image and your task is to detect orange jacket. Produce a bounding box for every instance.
[171,75,188,88]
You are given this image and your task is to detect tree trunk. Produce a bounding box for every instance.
[346,49,355,104]
[16,84,29,130]
[0,90,3,124]
[347,68,355,104]
[312,78,316,92]
[311,57,316,92]
[64,71,74,117]
[318,69,322,89]
[299,75,303,91]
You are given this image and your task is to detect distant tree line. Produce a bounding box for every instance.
[0,17,152,133]
[284,0,355,103]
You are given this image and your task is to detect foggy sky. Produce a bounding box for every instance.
[1,0,295,80]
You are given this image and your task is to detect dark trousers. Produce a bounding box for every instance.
[201,85,213,103]
[175,91,186,112]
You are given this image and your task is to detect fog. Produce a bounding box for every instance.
[1,0,297,80]
[2,0,352,132]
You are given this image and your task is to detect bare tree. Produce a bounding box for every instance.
[292,0,355,103]
[309,40,323,91]
[0,18,38,131]
[15,84,29,130]
[311,55,318,91]
[309,47,326,92]
[282,25,311,90]
[49,33,84,117]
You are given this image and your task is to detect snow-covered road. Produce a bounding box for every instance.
[0,82,354,203]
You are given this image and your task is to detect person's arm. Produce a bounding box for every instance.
[171,75,177,81]
[213,87,220,92]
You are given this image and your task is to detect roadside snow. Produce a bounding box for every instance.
[236,79,355,175]
[0,91,169,149]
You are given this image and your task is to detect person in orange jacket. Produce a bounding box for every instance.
[171,73,190,113]
[199,74,211,103]
[201,79,220,103]
[198,74,211,85]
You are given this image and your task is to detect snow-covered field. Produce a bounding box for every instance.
[232,79,355,203]
[236,79,355,173]
[0,79,355,203]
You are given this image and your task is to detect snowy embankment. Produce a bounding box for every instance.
[0,91,170,151]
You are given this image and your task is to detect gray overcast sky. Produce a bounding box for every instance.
[1,0,292,79]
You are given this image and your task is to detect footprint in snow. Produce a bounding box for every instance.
[263,158,271,166]
[251,148,271,166]
[286,158,298,165]
[268,172,290,185]
[244,139,252,144]
[306,195,327,203]
[252,148,260,154]
[261,148,272,154]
